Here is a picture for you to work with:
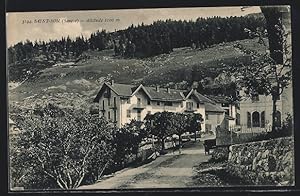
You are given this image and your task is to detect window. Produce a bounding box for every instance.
[108,98,111,106]
[164,102,173,106]
[157,101,160,106]
[137,98,142,105]
[197,103,200,108]
[127,110,131,118]
[261,111,265,128]
[114,110,117,122]
[222,103,229,107]
[181,102,183,108]
[186,102,193,110]
[127,98,131,104]
[225,109,230,115]
[108,111,111,119]
[236,113,240,125]
[104,89,111,98]
[137,110,141,121]
[251,94,259,102]
[113,97,116,106]
[252,111,260,127]
[206,114,209,120]
[247,112,251,128]
[147,100,151,105]
[102,100,105,110]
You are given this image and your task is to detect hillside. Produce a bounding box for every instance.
[8,38,268,110]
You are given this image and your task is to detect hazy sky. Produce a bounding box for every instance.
[6,6,261,46]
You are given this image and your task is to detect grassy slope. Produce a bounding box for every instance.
[8,38,268,109]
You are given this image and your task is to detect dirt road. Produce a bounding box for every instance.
[79,141,211,189]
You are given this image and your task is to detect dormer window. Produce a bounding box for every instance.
[221,103,229,107]
[104,89,111,98]
[251,94,259,102]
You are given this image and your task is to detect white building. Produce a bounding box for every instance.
[238,85,292,132]
[94,81,225,134]
[206,95,238,126]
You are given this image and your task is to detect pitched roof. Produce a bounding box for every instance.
[205,103,225,113]
[194,91,216,104]
[94,82,136,102]
[206,95,231,104]
[94,82,219,103]
[107,82,137,97]
[144,86,184,101]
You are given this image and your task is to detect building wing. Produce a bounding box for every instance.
[205,102,225,113]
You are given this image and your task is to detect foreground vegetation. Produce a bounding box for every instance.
[10,104,202,190]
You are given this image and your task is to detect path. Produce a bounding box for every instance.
[79,141,211,189]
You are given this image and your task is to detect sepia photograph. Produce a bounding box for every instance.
[6,5,294,191]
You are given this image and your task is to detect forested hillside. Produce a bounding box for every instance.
[7,13,269,109]
[7,14,265,82]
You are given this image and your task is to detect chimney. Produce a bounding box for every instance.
[111,80,114,86]
[167,87,171,93]
[156,85,160,92]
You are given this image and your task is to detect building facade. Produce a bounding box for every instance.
[238,91,281,132]
[94,81,225,134]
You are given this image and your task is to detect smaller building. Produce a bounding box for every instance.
[206,95,238,124]
[204,102,225,134]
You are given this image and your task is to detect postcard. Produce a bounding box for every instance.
[6,5,294,191]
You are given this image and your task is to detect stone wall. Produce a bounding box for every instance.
[216,125,267,146]
[227,137,294,185]
[211,146,229,162]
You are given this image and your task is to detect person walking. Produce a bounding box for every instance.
[172,137,176,154]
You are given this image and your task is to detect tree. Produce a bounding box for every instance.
[144,112,174,151]
[187,113,203,141]
[112,119,147,168]
[171,113,188,146]
[11,104,114,189]
[234,12,291,132]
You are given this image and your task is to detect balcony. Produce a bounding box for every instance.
[132,104,145,110]
[109,104,118,110]
[184,108,196,113]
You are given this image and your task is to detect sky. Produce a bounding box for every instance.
[6,6,261,47]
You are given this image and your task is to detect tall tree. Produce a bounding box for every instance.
[234,14,291,132]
